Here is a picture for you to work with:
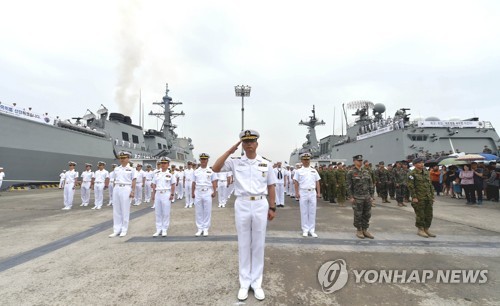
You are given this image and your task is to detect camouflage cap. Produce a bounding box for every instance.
[413,157,424,164]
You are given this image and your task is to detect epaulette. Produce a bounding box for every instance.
[262,156,272,162]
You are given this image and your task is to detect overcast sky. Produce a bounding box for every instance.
[1,0,500,163]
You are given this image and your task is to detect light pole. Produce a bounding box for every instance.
[235,85,251,155]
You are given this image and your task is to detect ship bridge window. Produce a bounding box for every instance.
[157,143,162,149]
[132,135,139,144]
[408,134,428,141]
[163,144,167,149]
[122,132,129,141]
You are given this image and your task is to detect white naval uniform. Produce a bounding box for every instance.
[221,155,277,290]
[293,166,321,234]
[63,170,79,208]
[227,172,235,199]
[183,168,194,207]
[108,171,115,205]
[152,170,175,232]
[176,170,185,199]
[283,169,289,194]
[0,172,5,190]
[217,171,229,206]
[93,169,109,208]
[288,169,296,196]
[80,170,94,205]
[144,170,155,203]
[59,172,65,188]
[192,167,217,232]
[134,169,145,205]
[274,167,286,206]
[112,165,137,235]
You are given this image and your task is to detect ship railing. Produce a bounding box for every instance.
[484,121,493,129]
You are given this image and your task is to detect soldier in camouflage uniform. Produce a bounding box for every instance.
[402,161,410,202]
[319,166,328,201]
[347,154,375,239]
[374,161,391,203]
[325,164,337,204]
[392,161,407,207]
[407,157,436,238]
[387,163,395,200]
[335,163,347,206]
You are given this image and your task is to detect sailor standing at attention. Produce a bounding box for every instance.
[170,165,178,203]
[59,170,66,189]
[294,153,321,237]
[273,162,286,207]
[92,161,109,210]
[62,162,79,210]
[107,164,117,206]
[80,164,94,207]
[144,164,154,203]
[183,161,194,208]
[133,164,145,206]
[151,157,176,237]
[217,171,229,208]
[176,166,185,200]
[192,153,217,236]
[151,161,161,208]
[109,151,137,238]
[212,129,277,301]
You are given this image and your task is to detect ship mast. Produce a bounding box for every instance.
[149,83,185,146]
[298,105,325,154]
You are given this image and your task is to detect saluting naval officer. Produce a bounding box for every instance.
[191,153,217,237]
[62,162,79,210]
[293,152,321,238]
[151,157,176,237]
[92,161,109,210]
[109,151,137,238]
[213,129,277,301]
[80,163,94,206]
[346,154,375,239]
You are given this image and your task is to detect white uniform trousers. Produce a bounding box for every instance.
[134,184,143,204]
[112,185,131,234]
[184,182,193,207]
[59,179,65,188]
[218,181,227,205]
[144,180,153,202]
[299,189,317,233]
[154,191,171,231]
[63,183,75,208]
[108,184,114,204]
[194,189,212,231]
[275,183,285,205]
[235,197,268,289]
[81,182,91,205]
[176,181,184,199]
[288,182,295,197]
[94,183,105,208]
[227,184,235,199]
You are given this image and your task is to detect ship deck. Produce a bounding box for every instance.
[0,189,499,305]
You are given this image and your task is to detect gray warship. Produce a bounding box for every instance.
[0,84,194,189]
[290,101,500,165]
